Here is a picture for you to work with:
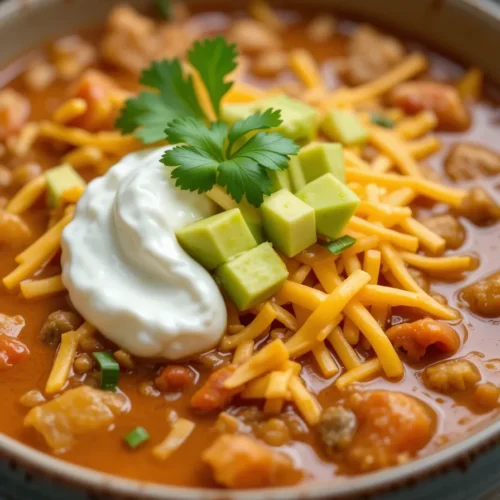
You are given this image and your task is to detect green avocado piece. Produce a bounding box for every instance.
[321,109,369,146]
[288,156,306,193]
[176,208,257,270]
[216,242,288,311]
[222,94,319,143]
[296,173,360,239]
[45,164,86,208]
[261,189,317,258]
[298,142,344,184]
[269,170,291,193]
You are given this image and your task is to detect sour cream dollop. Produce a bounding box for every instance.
[61,148,227,360]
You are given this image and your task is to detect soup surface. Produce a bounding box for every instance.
[1,0,500,489]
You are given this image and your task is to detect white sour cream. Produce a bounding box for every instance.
[61,148,227,360]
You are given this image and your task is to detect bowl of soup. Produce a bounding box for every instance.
[1,0,500,498]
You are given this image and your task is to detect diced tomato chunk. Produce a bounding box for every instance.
[0,335,29,371]
[191,365,239,412]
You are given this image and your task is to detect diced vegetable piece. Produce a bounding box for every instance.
[93,352,120,391]
[269,169,292,192]
[216,242,288,311]
[371,113,395,129]
[326,235,357,256]
[176,208,257,270]
[298,142,344,184]
[0,334,29,371]
[288,156,306,192]
[261,189,316,257]
[297,174,360,239]
[124,426,150,449]
[45,164,86,208]
[24,386,127,453]
[321,109,368,146]
[223,94,319,142]
[205,186,264,243]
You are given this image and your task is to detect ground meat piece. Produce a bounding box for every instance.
[39,310,83,347]
[422,359,481,393]
[0,335,29,371]
[0,89,30,140]
[344,391,433,472]
[420,214,466,250]
[202,434,299,488]
[257,418,291,447]
[461,272,500,317]
[228,19,282,55]
[0,210,32,248]
[445,143,500,181]
[317,406,357,455]
[388,81,469,131]
[342,25,405,86]
[386,318,460,362]
[24,386,127,453]
[191,365,239,412]
[454,187,500,225]
[0,313,25,337]
[155,365,194,392]
[252,51,288,78]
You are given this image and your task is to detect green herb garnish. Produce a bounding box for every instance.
[124,426,150,449]
[325,235,357,256]
[370,113,395,129]
[92,352,120,391]
[116,36,299,207]
[154,0,172,19]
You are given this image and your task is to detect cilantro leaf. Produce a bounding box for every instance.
[165,118,227,161]
[116,59,206,143]
[231,132,299,171]
[188,37,238,119]
[162,146,218,193]
[218,157,272,206]
[154,0,172,19]
[227,109,282,156]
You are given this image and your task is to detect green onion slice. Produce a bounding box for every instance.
[92,352,120,391]
[370,113,395,129]
[124,426,150,449]
[325,235,357,256]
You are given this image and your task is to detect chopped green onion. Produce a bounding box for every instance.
[370,113,395,129]
[154,0,172,19]
[124,426,150,449]
[325,235,357,256]
[92,352,120,391]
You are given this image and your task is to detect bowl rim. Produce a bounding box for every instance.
[1,0,500,498]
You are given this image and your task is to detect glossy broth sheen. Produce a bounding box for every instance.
[1,3,500,487]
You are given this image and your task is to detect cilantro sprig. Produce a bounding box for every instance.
[162,112,298,206]
[116,36,298,208]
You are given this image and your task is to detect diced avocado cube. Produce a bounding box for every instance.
[45,164,86,208]
[261,189,317,258]
[296,173,360,239]
[176,208,257,270]
[298,142,345,184]
[269,170,291,193]
[321,109,369,146]
[216,242,288,311]
[288,156,306,193]
[223,94,319,143]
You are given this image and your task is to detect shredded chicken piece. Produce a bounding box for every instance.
[24,386,128,453]
[445,142,500,181]
[462,272,500,317]
[423,359,481,393]
[202,434,299,488]
[342,25,405,85]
